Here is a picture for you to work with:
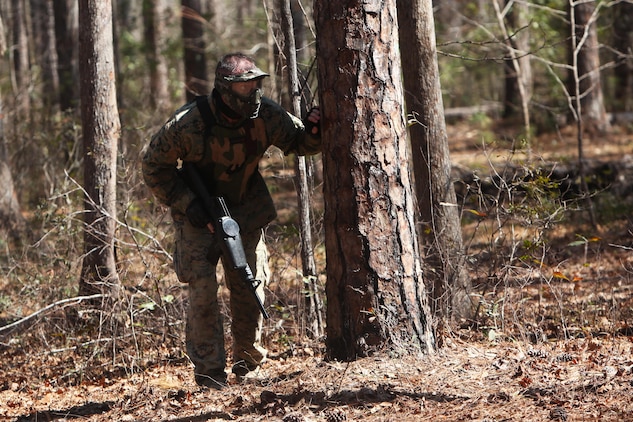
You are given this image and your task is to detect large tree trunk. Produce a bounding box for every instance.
[397,0,472,323]
[78,0,121,298]
[315,0,434,360]
[181,0,207,100]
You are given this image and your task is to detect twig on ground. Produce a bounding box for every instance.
[0,294,105,339]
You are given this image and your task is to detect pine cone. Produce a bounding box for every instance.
[555,353,574,362]
[549,406,568,421]
[325,409,347,422]
[282,413,304,422]
[527,349,549,358]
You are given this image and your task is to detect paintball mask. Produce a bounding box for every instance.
[215,66,269,119]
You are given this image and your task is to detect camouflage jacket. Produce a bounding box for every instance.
[142,92,322,233]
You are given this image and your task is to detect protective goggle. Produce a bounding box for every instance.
[219,67,269,83]
[215,67,268,118]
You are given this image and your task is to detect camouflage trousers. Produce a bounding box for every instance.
[173,219,269,379]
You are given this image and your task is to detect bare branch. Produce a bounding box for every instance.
[0,294,105,338]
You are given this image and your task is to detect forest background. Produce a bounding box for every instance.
[0,0,632,421]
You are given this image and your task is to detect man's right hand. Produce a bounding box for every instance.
[304,106,321,136]
[186,198,212,228]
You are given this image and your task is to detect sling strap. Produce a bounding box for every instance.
[195,95,216,136]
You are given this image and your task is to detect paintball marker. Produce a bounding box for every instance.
[182,163,270,319]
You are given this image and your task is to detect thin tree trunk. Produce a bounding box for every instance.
[280,0,323,339]
[612,2,633,112]
[181,0,207,100]
[501,0,532,123]
[78,0,121,298]
[568,0,598,227]
[0,58,24,241]
[11,0,31,114]
[30,0,59,112]
[207,0,224,34]
[571,1,610,134]
[0,160,26,242]
[143,0,170,111]
[54,0,78,112]
[492,0,532,158]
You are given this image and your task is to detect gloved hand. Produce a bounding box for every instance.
[303,106,321,137]
[186,198,212,228]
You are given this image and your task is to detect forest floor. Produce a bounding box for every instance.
[1,121,633,421]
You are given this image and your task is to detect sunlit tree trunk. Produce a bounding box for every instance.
[502,0,532,122]
[78,0,121,298]
[315,0,434,360]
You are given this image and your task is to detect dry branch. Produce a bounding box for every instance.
[0,294,104,339]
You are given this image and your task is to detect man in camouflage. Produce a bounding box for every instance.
[142,52,321,389]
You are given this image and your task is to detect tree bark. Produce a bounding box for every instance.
[53,0,78,112]
[143,0,170,111]
[181,0,208,100]
[501,0,532,122]
[571,1,610,134]
[78,0,121,298]
[30,0,59,111]
[315,0,434,360]
[612,1,633,112]
[0,19,23,241]
[10,0,31,114]
[397,0,472,323]
[0,160,26,242]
